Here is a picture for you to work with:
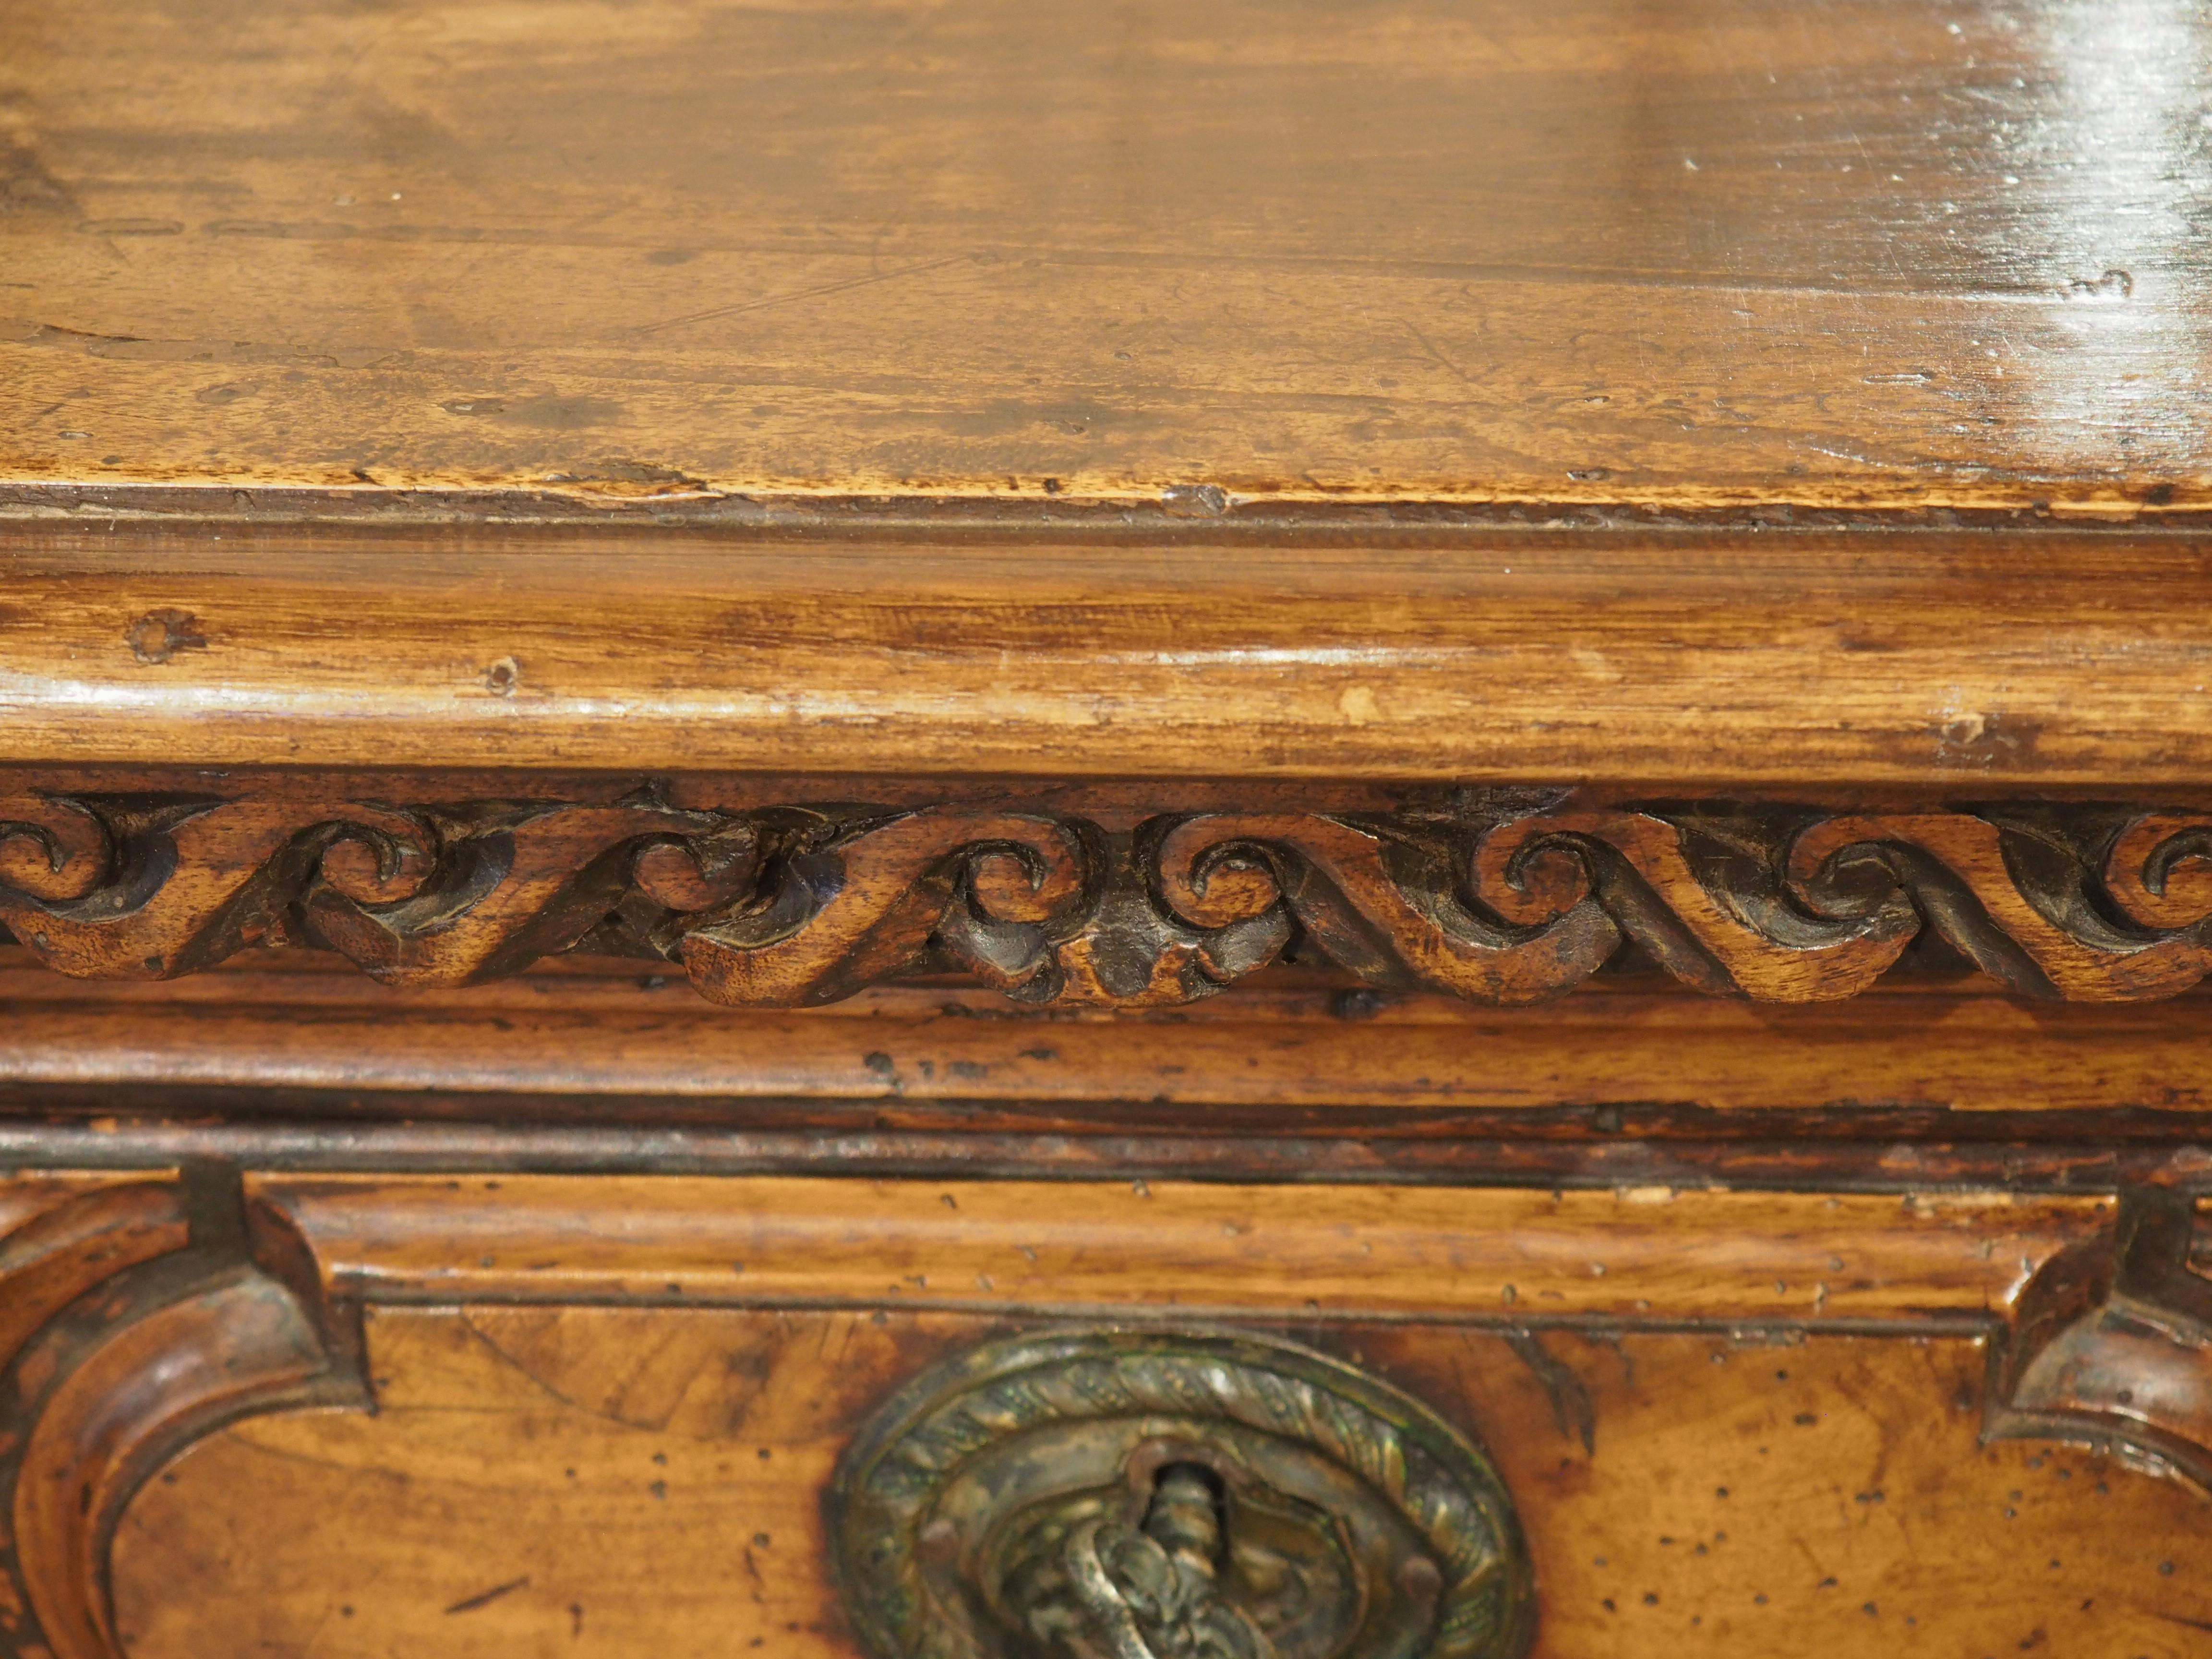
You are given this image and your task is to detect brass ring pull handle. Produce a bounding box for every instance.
[831,1329,1535,1659]
[1060,1464,1275,1659]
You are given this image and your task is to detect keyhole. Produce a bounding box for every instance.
[1141,1462,1230,1579]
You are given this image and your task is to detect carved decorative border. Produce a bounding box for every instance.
[2,785,2211,1008]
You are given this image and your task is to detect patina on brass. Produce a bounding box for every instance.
[830,1328,1534,1659]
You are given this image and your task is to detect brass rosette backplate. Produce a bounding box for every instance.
[831,1328,1535,1659]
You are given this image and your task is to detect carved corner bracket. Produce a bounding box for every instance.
[1991,1187,2212,1491]
[0,1166,369,1659]
[3,783,2212,1011]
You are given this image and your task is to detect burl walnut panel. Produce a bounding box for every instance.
[110,1310,2212,1659]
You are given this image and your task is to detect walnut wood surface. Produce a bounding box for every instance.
[0,1168,369,1659]
[0,1181,186,1377]
[13,952,2212,1122]
[4,1167,2205,1656]
[14,1274,349,1659]
[4,1,2208,1641]
[3,0,2206,516]
[111,1309,2212,1657]
[1994,1189,2212,1487]
[0,1173,173,1260]
[5,529,2212,782]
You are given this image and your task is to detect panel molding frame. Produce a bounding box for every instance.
[6,1166,2212,1654]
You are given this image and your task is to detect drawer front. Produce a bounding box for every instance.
[3,1171,2206,1658]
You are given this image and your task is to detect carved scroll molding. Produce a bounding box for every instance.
[3,785,2212,1009]
[1990,1188,2212,1492]
[0,1167,369,1659]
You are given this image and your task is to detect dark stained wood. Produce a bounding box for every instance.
[1993,1188,2212,1487]
[0,1176,186,1372]
[109,1309,2212,1658]
[4,768,2212,1009]
[0,1172,172,1254]
[0,1167,368,1659]
[12,1274,356,1659]
[3,0,2207,517]
[15,1114,2212,1197]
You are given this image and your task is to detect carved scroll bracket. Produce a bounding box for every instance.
[1992,1187,2212,1492]
[0,1165,370,1659]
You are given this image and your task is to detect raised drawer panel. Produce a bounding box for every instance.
[111,1308,2206,1658]
[2,1170,2206,1659]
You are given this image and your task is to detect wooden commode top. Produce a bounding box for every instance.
[2,0,2206,516]
[1,4,2209,1656]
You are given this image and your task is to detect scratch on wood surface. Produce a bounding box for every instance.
[623,253,974,337]
[444,1575,531,1614]
[1505,1327,1597,1455]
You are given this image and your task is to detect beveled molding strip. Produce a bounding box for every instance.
[2,782,2211,1008]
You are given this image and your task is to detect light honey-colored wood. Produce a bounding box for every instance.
[5,954,2211,1118]
[1,0,2207,1648]
[253,1173,2110,1322]
[3,530,2212,781]
[108,1308,2212,1658]
[3,0,2206,514]
[0,1168,2193,1659]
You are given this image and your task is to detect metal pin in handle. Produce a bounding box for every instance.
[1059,1464,1274,1659]
[1142,1465,1226,1578]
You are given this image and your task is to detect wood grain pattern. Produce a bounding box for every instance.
[109,1308,2212,1658]
[7,771,2212,1009]
[0,1174,197,1657]
[1,1168,2202,1656]
[3,0,2206,515]
[0,1176,186,1380]
[0,1174,174,1264]
[12,1272,355,1659]
[2,5,2202,1643]
[5,529,2212,784]
[0,1181,187,1376]
[12,950,2212,1124]
[253,1173,2110,1323]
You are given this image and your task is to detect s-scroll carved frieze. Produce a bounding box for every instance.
[2,782,2211,1009]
